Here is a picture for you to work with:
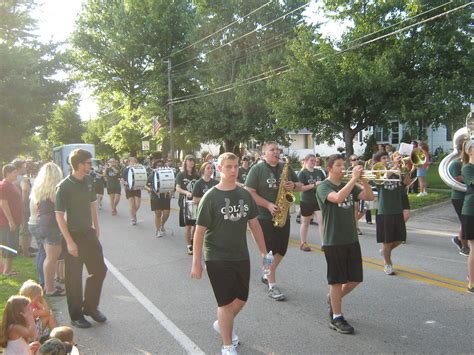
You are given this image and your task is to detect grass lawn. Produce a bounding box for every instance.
[408,190,451,210]
[0,256,37,321]
[426,163,448,189]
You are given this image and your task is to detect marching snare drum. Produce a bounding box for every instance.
[127,165,147,190]
[185,200,198,222]
[153,168,175,194]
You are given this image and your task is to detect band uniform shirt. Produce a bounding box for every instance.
[175,171,200,205]
[55,175,96,233]
[245,161,298,220]
[461,163,474,216]
[91,169,105,189]
[449,159,466,200]
[238,167,250,184]
[196,186,258,261]
[316,180,362,246]
[298,168,326,204]
[376,177,404,215]
[105,167,121,191]
[0,180,23,226]
[192,178,218,199]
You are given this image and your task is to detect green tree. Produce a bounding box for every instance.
[176,0,308,153]
[71,0,195,156]
[0,0,69,162]
[47,95,85,147]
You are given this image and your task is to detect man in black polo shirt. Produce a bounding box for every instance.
[55,149,107,329]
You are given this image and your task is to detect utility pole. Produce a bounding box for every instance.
[163,59,174,161]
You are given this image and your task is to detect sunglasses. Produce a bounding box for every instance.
[351,159,358,161]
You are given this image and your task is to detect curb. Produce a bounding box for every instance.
[410,199,452,216]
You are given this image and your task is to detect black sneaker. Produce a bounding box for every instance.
[459,246,470,257]
[296,214,301,224]
[467,286,474,294]
[329,316,354,334]
[451,237,462,251]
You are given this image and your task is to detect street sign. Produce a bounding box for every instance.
[142,141,150,151]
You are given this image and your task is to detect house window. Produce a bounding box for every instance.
[446,124,453,141]
[375,127,383,141]
[304,135,312,149]
[391,122,399,144]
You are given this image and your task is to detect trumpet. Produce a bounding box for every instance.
[392,148,427,174]
[343,162,401,185]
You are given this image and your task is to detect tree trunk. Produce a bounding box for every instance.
[223,139,235,153]
[342,125,355,157]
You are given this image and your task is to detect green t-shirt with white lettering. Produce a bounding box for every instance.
[449,159,466,200]
[298,168,326,203]
[245,161,298,220]
[196,186,258,261]
[377,177,404,215]
[175,171,200,205]
[55,175,96,233]
[461,163,474,216]
[238,167,251,184]
[192,178,218,198]
[316,180,362,246]
[105,167,121,191]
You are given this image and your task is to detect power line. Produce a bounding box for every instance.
[172,2,310,70]
[170,1,274,57]
[169,1,471,105]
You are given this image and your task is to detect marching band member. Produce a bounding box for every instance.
[316,154,374,334]
[191,153,267,355]
[104,158,121,216]
[297,154,325,250]
[175,155,200,255]
[145,160,172,238]
[245,141,302,301]
[237,156,251,186]
[460,140,474,293]
[450,142,470,256]
[373,151,411,276]
[121,157,142,225]
[91,160,105,209]
[192,162,218,205]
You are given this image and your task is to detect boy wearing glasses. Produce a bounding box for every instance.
[56,149,108,329]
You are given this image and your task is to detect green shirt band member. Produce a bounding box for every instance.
[460,140,474,293]
[120,157,142,226]
[448,141,469,255]
[175,155,200,255]
[237,156,251,186]
[297,154,326,250]
[55,149,107,329]
[316,153,374,335]
[373,151,411,276]
[191,152,267,353]
[104,158,121,216]
[192,162,218,205]
[245,141,303,301]
[145,160,172,238]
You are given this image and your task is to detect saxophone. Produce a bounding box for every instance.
[272,157,296,227]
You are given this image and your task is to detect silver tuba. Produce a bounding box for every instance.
[438,112,474,192]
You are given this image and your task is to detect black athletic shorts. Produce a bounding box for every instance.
[125,189,141,199]
[151,196,171,211]
[452,199,464,222]
[107,187,121,195]
[323,242,363,285]
[376,214,407,243]
[95,184,104,195]
[206,260,250,307]
[258,218,290,256]
[461,215,474,240]
[300,200,319,216]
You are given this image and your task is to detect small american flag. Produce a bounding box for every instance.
[152,117,161,136]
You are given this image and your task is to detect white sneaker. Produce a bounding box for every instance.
[160,226,166,236]
[155,230,163,238]
[213,320,239,347]
[221,345,237,355]
[384,264,395,275]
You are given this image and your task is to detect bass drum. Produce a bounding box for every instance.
[127,166,147,190]
[153,168,175,194]
[185,200,198,223]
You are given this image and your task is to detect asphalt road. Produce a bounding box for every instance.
[50,195,474,354]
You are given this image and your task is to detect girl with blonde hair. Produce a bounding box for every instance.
[29,162,65,296]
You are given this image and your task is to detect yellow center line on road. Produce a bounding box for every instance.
[287,239,468,294]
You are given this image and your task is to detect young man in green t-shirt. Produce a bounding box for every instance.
[316,154,374,334]
[55,149,107,329]
[191,153,267,355]
[245,141,303,301]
